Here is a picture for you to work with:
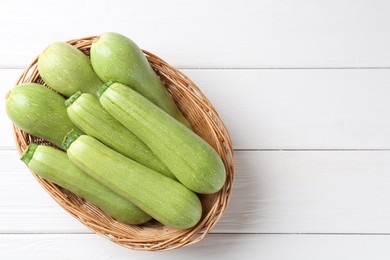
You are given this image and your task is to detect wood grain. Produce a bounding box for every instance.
[2,150,390,234]
[3,68,390,149]
[1,234,390,259]
[1,0,390,256]
[0,0,390,68]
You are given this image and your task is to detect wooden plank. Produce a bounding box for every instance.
[2,150,390,234]
[1,234,390,259]
[0,0,390,68]
[185,70,390,149]
[186,68,390,149]
[3,68,390,149]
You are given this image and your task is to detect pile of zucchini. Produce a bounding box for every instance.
[6,33,226,229]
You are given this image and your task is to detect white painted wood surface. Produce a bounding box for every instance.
[3,69,390,149]
[1,0,390,68]
[1,0,390,258]
[2,234,390,260]
[2,150,390,234]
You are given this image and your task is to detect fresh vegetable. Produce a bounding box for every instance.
[90,32,191,128]
[21,143,151,224]
[65,92,175,179]
[5,83,76,148]
[63,132,202,229]
[97,82,226,194]
[38,42,103,96]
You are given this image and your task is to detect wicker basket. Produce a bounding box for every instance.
[11,36,234,251]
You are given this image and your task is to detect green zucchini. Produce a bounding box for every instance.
[90,32,191,128]
[63,132,202,229]
[38,42,103,96]
[21,143,151,224]
[5,83,76,148]
[97,82,226,194]
[65,92,175,179]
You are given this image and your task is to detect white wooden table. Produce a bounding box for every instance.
[2,0,390,259]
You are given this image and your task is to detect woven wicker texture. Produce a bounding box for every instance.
[10,36,234,251]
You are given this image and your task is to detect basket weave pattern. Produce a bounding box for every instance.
[11,36,234,251]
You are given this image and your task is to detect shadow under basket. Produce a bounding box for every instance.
[11,36,234,251]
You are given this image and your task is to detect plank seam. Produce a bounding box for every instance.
[3,147,390,152]
[1,232,390,235]
[235,149,390,152]
[2,66,390,70]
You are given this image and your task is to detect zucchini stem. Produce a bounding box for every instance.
[65,91,82,107]
[21,143,39,165]
[62,129,83,150]
[97,80,115,99]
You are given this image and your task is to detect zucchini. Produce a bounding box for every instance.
[5,83,76,148]
[65,92,175,179]
[63,132,202,229]
[38,42,103,96]
[90,32,191,128]
[21,143,151,224]
[97,82,226,194]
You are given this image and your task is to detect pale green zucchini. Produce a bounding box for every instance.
[90,32,191,128]
[97,82,226,194]
[5,83,76,148]
[65,92,175,179]
[38,42,103,96]
[21,143,151,225]
[63,132,202,229]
